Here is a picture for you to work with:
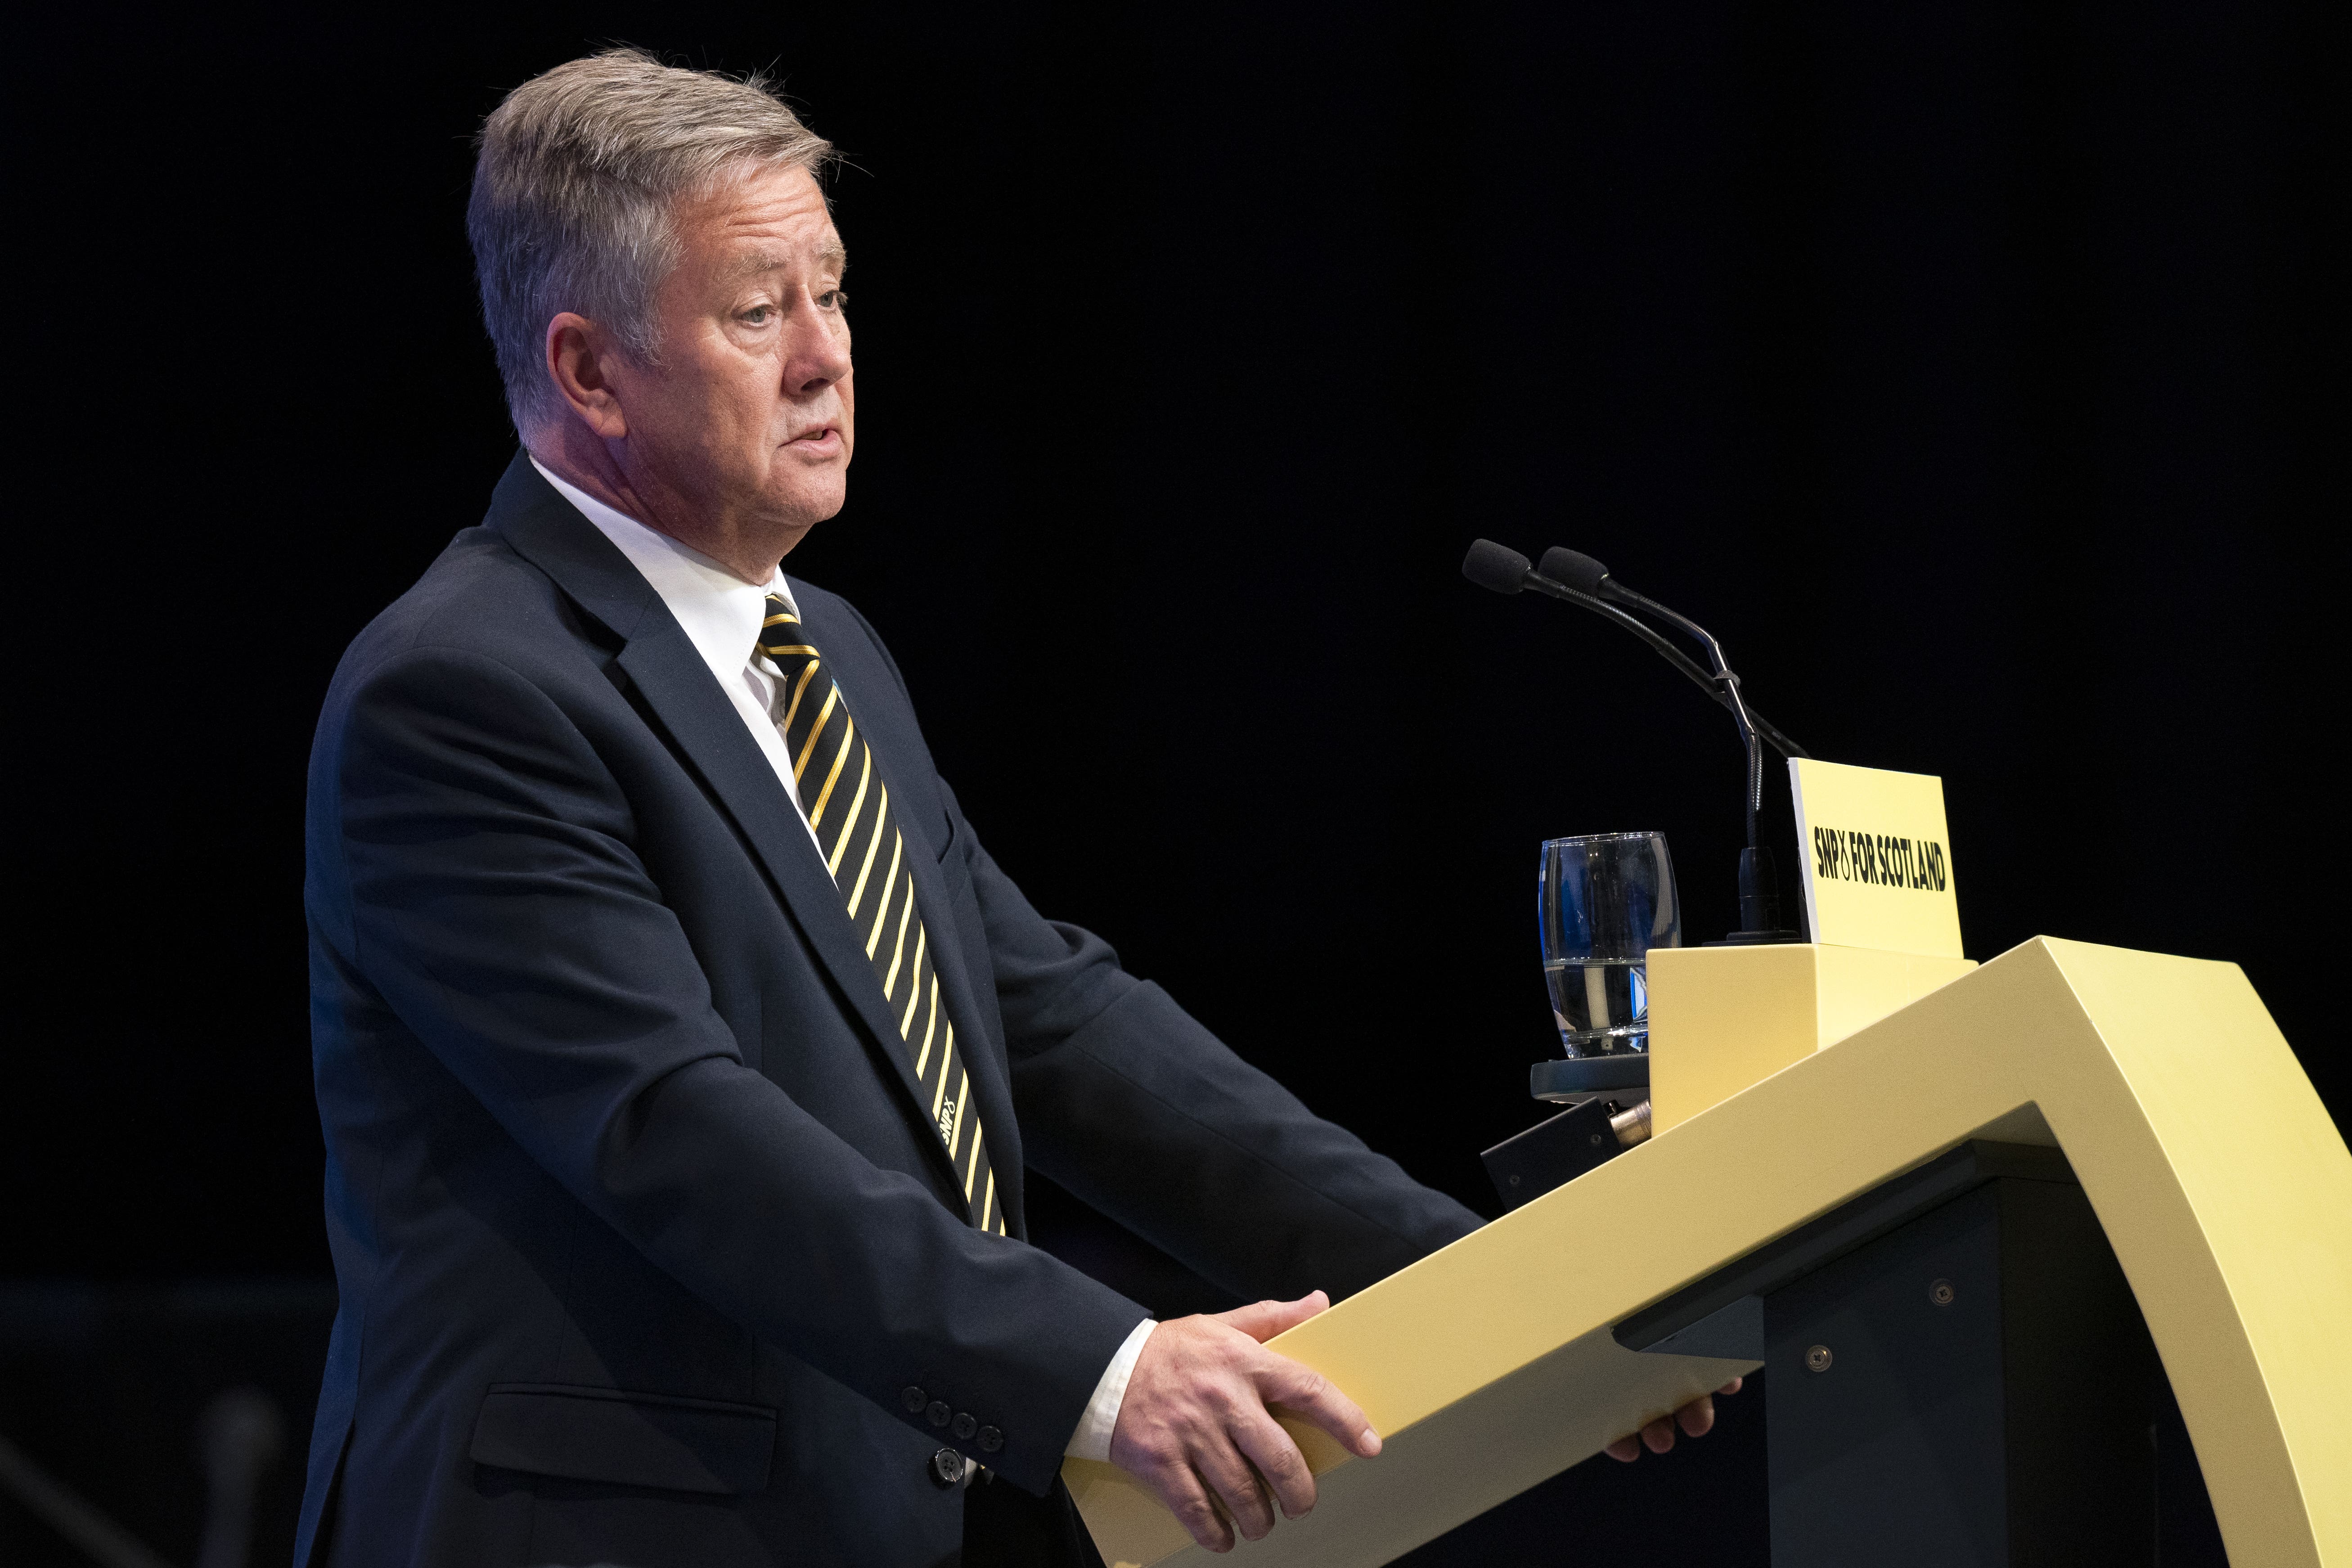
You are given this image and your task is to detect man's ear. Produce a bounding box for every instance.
[545,312,629,440]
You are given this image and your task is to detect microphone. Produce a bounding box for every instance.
[1537,546,1795,942]
[1461,537,1541,596]
[1460,541,1808,762]
[1535,548,1609,597]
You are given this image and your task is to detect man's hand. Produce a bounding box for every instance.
[1602,1376,1745,1462]
[1110,1291,1380,1553]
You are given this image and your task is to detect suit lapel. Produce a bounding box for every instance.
[483,456,939,1148]
[615,634,938,1121]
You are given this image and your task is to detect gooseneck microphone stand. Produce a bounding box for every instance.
[1460,541,1809,762]
[1534,549,1791,940]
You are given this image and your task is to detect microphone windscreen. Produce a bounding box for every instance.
[1462,539,1533,595]
[1539,547,1610,594]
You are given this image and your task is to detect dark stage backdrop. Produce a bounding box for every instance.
[6,2,2339,1563]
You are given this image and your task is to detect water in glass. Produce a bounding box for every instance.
[1543,957,1650,1052]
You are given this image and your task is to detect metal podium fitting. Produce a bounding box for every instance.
[1480,1092,1653,1212]
[1485,1054,1656,1212]
[1527,1051,1648,1105]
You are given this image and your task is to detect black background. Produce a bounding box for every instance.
[6,1,2340,1563]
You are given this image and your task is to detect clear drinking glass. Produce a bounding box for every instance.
[1538,831,1682,1057]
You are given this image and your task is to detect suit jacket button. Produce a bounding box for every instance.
[930,1447,966,1488]
[977,1425,1003,1452]
[926,1400,952,1427]
[952,1412,976,1439]
[902,1386,927,1413]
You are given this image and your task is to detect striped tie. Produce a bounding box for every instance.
[759,595,1005,1235]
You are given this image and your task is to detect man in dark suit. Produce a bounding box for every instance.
[298,47,1722,1568]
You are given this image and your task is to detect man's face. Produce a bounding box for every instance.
[605,162,853,550]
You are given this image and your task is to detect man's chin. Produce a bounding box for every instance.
[762,480,849,538]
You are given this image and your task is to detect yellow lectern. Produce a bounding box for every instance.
[1064,937,2352,1567]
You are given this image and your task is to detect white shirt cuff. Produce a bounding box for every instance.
[1066,1318,1157,1461]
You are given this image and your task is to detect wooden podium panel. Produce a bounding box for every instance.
[1064,938,2352,1567]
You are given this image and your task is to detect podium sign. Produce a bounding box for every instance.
[1788,759,1963,957]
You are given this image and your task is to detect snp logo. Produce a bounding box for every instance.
[937,1100,959,1145]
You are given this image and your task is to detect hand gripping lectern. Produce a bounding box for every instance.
[1062,938,2352,1567]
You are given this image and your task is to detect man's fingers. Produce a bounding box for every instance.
[1150,1458,1236,1554]
[1259,1353,1381,1458]
[1191,1438,1278,1544]
[1610,1380,1738,1463]
[1229,1407,1318,1521]
[1217,1290,1331,1344]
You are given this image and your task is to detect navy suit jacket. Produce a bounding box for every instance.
[296,454,1481,1567]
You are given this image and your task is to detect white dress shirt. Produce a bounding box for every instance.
[531,458,1155,1463]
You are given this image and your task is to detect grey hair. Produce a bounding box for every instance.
[467,46,835,433]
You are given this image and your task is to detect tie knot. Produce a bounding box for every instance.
[758,594,819,669]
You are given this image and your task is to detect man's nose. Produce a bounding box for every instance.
[786,302,852,395]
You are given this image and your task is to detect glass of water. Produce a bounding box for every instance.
[1539,832,1681,1057]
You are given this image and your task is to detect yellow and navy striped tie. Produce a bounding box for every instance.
[759,595,1005,1235]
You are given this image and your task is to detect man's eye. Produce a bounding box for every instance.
[743,305,774,326]
[818,290,848,310]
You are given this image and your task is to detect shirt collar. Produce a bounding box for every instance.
[530,456,796,680]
